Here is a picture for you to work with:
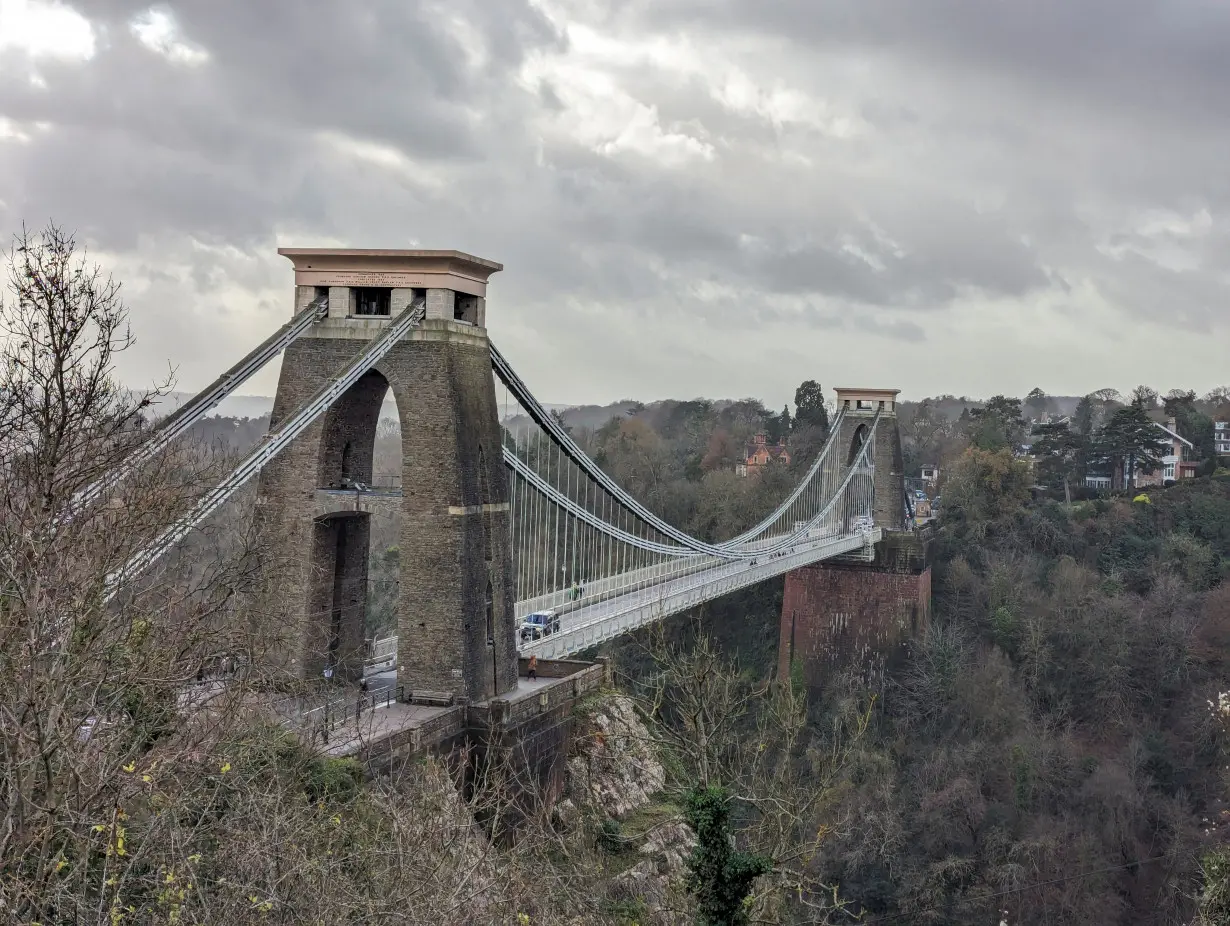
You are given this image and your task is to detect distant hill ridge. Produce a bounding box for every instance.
[155,391,1090,431]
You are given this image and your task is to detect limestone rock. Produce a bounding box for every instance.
[568,694,665,817]
[639,820,695,874]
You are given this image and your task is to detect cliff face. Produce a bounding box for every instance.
[563,694,666,818]
[311,691,696,924]
[555,693,695,924]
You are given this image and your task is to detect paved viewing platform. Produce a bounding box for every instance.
[279,658,609,768]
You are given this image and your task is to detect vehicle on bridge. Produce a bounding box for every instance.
[520,610,561,642]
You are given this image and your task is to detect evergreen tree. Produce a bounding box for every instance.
[968,395,1025,452]
[1031,420,1084,494]
[1094,403,1162,489]
[1074,395,1095,437]
[1024,386,1047,418]
[683,786,772,926]
[1164,389,1215,464]
[793,380,829,433]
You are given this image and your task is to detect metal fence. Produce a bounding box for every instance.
[302,684,405,736]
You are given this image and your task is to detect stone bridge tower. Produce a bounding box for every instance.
[831,387,906,531]
[778,386,931,689]
[254,249,519,703]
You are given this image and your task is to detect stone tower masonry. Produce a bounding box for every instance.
[254,249,519,703]
[830,387,906,531]
[778,388,929,688]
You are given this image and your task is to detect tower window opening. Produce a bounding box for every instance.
[340,440,353,483]
[354,287,391,316]
[454,292,479,325]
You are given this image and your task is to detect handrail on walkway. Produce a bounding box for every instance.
[303,684,406,739]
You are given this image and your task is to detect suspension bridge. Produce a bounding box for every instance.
[92,249,908,707]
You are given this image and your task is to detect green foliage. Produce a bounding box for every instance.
[1199,847,1230,925]
[793,380,829,432]
[1074,394,1095,436]
[789,657,805,698]
[304,756,365,804]
[940,447,1032,533]
[990,605,1018,654]
[814,474,1230,923]
[1165,389,1217,463]
[1010,744,1034,811]
[1092,402,1163,486]
[683,786,772,926]
[1031,420,1084,492]
[967,395,1025,452]
[597,817,626,854]
[603,897,651,923]
[1024,386,1047,417]
[1160,532,1219,591]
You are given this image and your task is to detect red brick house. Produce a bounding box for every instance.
[736,434,790,477]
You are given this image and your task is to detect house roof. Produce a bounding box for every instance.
[743,440,789,462]
[1153,421,1194,448]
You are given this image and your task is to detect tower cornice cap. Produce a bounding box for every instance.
[278,248,502,279]
[833,387,901,400]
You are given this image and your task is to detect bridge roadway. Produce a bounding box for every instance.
[518,527,882,659]
[512,525,823,620]
[321,486,882,661]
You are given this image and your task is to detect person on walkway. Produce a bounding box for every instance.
[527,654,538,681]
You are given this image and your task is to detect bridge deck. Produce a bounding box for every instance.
[519,528,880,658]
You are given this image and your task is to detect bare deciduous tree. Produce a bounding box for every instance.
[0,223,652,925]
[622,621,871,924]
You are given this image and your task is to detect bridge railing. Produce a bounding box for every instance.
[300,684,406,736]
[521,529,881,658]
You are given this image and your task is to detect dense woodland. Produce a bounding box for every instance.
[556,388,1230,923]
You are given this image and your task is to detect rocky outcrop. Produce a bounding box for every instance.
[566,694,665,817]
[562,693,695,922]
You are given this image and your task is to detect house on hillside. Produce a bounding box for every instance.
[736,433,790,477]
[920,464,940,486]
[1088,417,1195,490]
[1139,418,1195,486]
[1216,420,1230,457]
[1029,413,1071,427]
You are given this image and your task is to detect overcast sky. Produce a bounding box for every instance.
[1,0,1228,409]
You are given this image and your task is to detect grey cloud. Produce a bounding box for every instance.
[664,0,1230,123]
[850,315,926,342]
[0,0,1227,404]
[0,0,560,250]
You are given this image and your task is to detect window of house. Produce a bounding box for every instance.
[353,287,391,316]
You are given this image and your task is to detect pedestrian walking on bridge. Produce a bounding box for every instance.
[528,654,538,681]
